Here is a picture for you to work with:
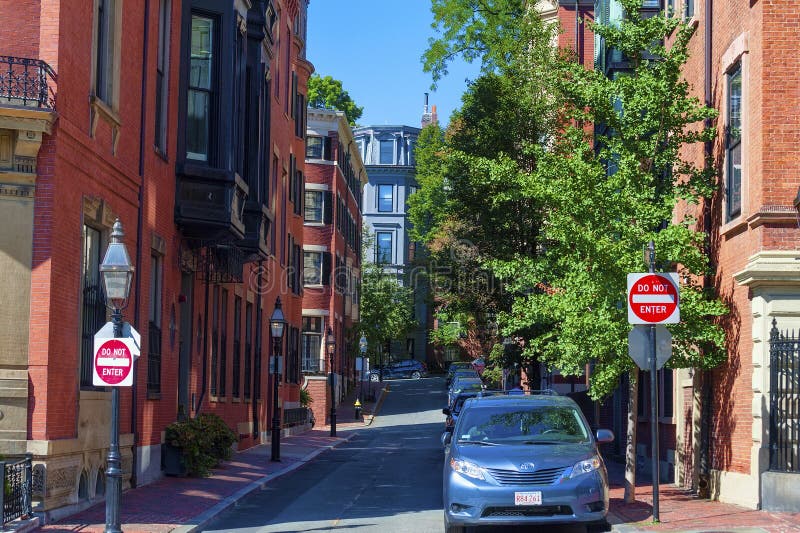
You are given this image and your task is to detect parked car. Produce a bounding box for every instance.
[447,368,480,388]
[471,357,486,375]
[447,376,484,404]
[446,362,474,385]
[369,359,428,381]
[442,393,614,532]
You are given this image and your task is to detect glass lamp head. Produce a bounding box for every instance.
[270,297,285,338]
[99,219,134,310]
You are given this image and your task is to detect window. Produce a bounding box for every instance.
[304,190,323,223]
[219,288,228,396]
[306,136,323,159]
[154,0,171,153]
[684,0,694,18]
[379,140,393,164]
[95,0,118,105]
[376,232,392,264]
[725,63,742,221]
[80,225,105,388]
[210,285,219,396]
[147,253,163,395]
[233,295,242,398]
[187,15,215,161]
[244,301,253,401]
[377,184,393,212]
[304,251,322,285]
[302,317,322,372]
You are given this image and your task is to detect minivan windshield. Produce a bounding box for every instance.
[456,405,590,444]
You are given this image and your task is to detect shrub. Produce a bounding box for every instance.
[165,413,237,477]
[299,388,313,407]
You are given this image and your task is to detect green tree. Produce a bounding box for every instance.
[307,74,363,126]
[357,231,417,365]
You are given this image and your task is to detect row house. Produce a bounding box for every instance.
[552,0,800,512]
[353,103,435,367]
[302,109,366,426]
[0,0,315,521]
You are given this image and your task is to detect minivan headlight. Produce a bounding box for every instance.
[450,458,485,480]
[568,456,602,478]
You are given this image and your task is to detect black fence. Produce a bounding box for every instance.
[0,56,56,109]
[769,319,800,473]
[283,407,310,428]
[0,454,32,525]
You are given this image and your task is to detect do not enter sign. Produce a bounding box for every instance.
[93,338,134,387]
[627,273,680,324]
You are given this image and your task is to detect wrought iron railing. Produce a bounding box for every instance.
[0,454,32,525]
[769,319,800,473]
[283,407,309,427]
[0,56,56,109]
[80,284,106,387]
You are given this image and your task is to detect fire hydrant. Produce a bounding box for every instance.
[354,399,362,420]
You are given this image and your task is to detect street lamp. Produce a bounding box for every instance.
[270,297,285,462]
[327,327,337,437]
[99,219,134,533]
[359,335,367,402]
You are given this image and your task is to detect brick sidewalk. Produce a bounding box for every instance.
[35,431,355,533]
[606,462,800,532]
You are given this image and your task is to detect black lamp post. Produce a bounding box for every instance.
[327,327,337,437]
[270,297,285,462]
[99,219,134,533]
[359,335,367,402]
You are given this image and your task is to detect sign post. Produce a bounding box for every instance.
[627,241,680,523]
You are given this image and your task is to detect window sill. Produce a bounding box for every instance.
[154,145,168,163]
[304,221,325,226]
[146,391,161,401]
[232,398,241,403]
[303,284,324,289]
[720,216,748,238]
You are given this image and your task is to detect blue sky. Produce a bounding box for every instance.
[306,1,481,128]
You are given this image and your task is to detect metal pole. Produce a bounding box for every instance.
[379,343,383,382]
[330,351,337,437]
[648,240,660,522]
[105,308,123,533]
[271,338,281,462]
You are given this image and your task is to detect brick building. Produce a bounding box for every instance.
[302,108,365,426]
[581,0,800,511]
[0,0,315,521]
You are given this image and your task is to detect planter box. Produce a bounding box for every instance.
[162,443,187,477]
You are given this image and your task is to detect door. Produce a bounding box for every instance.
[177,272,193,419]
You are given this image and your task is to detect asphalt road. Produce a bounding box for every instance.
[200,376,592,533]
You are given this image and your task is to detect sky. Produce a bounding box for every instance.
[305,1,481,128]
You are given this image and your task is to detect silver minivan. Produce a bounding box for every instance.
[443,393,613,532]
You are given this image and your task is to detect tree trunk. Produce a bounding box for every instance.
[624,368,639,503]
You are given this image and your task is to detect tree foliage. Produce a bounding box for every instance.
[357,231,417,362]
[307,74,364,126]
[418,0,727,400]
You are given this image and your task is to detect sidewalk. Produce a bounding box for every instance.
[606,462,800,533]
[33,383,389,533]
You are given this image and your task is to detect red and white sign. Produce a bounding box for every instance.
[93,338,135,386]
[627,273,680,324]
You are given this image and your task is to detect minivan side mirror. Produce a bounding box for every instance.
[442,431,453,446]
[442,407,451,415]
[596,429,614,443]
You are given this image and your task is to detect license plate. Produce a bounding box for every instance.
[514,491,542,506]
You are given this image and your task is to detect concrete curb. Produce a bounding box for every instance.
[362,383,390,426]
[171,432,358,533]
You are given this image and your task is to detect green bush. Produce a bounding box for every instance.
[299,388,313,407]
[165,413,237,477]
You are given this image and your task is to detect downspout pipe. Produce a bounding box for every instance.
[130,0,151,489]
[698,0,713,499]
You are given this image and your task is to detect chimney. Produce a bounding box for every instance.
[421,93,433,127]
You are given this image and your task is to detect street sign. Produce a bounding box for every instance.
[627,273,680,324]
[628,325,672,370]
[93,338,136,386]
[94,321,141,357]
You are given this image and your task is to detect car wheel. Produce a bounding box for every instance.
[370,373,379,382]
[411,371,421,379]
